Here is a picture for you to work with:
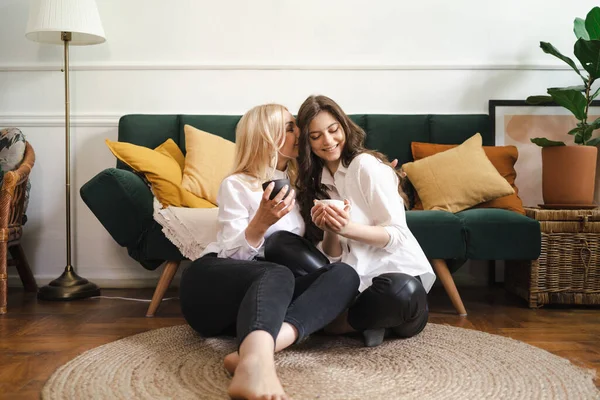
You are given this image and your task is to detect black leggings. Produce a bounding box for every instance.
[265,231,429,338]
[179,253,360,347]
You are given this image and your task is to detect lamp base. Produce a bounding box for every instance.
[37,265,100,300]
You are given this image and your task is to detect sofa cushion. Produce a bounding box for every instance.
[364,115,430,166]
[401,133,514,213]
[429,114,492,145]
[406,210,466,259]
[456,208,541,260]
[181,125,236,205]
[155,138,185,171]
[0,127,31,216]
[105,139,214,208]
[349,114,368,132]
[118,115,180,170]
[411,141,525,214]
[179,115,240,152]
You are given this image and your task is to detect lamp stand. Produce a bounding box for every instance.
[38,32,100,301]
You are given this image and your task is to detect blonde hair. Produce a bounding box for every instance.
[230,104,297,188]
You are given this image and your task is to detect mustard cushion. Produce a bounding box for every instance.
[401,133,514,213]
[181,124,236,205]
[105,139,215,208]
[155,138,185,171]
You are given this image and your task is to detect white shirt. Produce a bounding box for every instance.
[201,170,305,260]
[321,153,436,293]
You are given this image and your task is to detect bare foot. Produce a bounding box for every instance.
[227,354,290,400]
[224,352,239,375]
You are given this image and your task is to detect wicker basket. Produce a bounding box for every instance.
[504,207,600,308]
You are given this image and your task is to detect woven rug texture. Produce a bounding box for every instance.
[41,323,600,400]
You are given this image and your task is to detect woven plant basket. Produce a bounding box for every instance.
[505,207,600,308]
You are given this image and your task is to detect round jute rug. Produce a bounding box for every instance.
[41,323,599,400]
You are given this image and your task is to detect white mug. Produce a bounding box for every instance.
[315,199,346,211]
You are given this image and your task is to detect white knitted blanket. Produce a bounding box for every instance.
[152,198,219,261]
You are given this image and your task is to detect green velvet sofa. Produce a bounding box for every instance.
[80,113,541,317]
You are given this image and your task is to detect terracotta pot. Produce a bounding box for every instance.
[541,145,598,205]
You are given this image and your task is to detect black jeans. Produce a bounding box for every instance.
[265,231,429,339]
[179,253,360,347]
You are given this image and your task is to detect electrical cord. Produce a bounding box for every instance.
[89,296,179,303]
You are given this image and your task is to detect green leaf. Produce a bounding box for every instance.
[526,95,553,104]
[583,125,595,142]
[547,88,588,120]
[585,7,600,40]
[591,86,600,100]
[586,136,600,146]
[589,116,600,128]
[575,17,591,40]
[574,38,600,79]
[575,132,586,144]
[568,126,584,135]
[530,138,566,147]
[548,85,587,92]
[540,42,585,80]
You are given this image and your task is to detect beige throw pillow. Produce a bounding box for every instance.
[181,125,236,205]
[401,133,515,213]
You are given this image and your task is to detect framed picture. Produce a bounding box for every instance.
[489,100,600,207]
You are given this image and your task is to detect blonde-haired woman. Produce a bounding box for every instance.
[180,104,359,400]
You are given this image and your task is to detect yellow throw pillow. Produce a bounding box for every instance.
[181,124,236,205]
[401,133,514,213]
[155,138,185,171]
[105,139,215,208]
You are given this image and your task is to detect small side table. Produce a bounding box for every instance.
[504,206,600,308]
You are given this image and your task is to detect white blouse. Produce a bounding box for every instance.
[201,170,305,260]
[321,153,436,293]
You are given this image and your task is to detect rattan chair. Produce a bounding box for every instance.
[0,141,37,314]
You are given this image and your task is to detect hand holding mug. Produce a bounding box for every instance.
[252,179,295,230]
[311,199,351,234]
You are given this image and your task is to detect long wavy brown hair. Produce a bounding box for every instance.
[296,95,409,244]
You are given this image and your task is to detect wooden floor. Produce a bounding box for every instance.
[1,285,599,399]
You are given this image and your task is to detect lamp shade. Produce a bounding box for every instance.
[26,0,105,45]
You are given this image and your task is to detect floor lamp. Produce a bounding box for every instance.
[26,0,105,300]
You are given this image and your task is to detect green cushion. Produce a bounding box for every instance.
[406,210,466,259]
[349,114,368,132]
[117,115,180,170]
[429,114,492,145]
[455,209,541,260]
[364,115,429,166]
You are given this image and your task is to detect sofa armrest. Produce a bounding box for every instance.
[80,168,154,248]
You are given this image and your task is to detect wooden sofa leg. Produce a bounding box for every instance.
[431,259,467,316]
[146,260,181,318]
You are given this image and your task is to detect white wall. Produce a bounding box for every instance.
[1,0,598,288]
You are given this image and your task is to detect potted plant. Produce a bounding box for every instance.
[527,6,600,207]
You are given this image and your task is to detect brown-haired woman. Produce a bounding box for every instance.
[266,95,435,347]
